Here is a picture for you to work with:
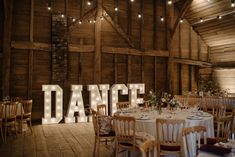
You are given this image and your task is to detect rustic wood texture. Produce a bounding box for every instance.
[2,0,13,97]
[28,0,34,99]
[1,0,211,119]
[0,123,113,157]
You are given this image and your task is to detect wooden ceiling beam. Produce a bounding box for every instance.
[102,6,135,48]
[10,41,169,57]
[102,46,169,57]
[171,0,193,38]
[173,58,212,67]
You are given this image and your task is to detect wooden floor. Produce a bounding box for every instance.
[0,123,113,157]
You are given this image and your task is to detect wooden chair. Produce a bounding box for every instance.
[10,97,23,102]
[17,99,33,134]
[156,118,185,157]
[0,104,4,142]
[139,139,155,157]
[183,126,207,157]
[3,101,18,141]
[97,104,107,115]
[113,115,136,157]
[92,110,115,157]
[116,101,130,110]
[215,115,233,142]
[113,115,155,157]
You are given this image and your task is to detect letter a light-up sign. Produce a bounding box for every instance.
[88,84,109,111]
[65,85,87,123]
[110,84,128,115]
[128,83,145,108]
[42,85,63,124]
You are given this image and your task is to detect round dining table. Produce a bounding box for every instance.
[116,107,214,157]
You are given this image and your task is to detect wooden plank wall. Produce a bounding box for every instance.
[0,1,3,98]
[1,0,209,120]
[210,44,235,95]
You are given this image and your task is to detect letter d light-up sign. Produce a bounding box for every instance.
[42,85,63,124]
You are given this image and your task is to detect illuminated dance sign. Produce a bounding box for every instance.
[42,83,145,124]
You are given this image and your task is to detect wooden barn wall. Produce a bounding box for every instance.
[171,11,209,94]
[210,44,235,63]
[1,0,209,120]
[209,44,235,95]
[0,1,3,98]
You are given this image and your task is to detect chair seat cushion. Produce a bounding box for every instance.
[98,116,113,135]
[99,130,115,137]
[160,145,181,151]
[3,117,16,122]
[199,144,231,156]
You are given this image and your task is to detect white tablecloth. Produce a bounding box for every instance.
[117,108,214,157]
[120,108,214,138]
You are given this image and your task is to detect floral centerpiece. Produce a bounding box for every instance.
[168,97,180,110]
[145,90,180,113]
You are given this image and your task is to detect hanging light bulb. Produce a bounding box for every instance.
[180,18,184,23]
[114,7,118,11]
[168,0,172,5]
[231,1,235,7]
[72,18,76,22]
[160,16,164,22]
[87,0,91,5]
[138,13,142,18]
[130,0,134,2]
[200,18,204,23]
[93,20,96,23]
[104,12,108,16]
[47,6,51,11]
[217,15,222,19]
[100,16,104,20]
[78,20,82,24]
[61,14,65,18]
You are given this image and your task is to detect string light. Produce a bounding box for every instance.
[78,20,82,24]
[47,6,51,11]
[61,14,64,18]
[114,7,118,11]
[104,12,108,16]
[217,15,222,19]
[72,18,76,22]
[130,0,134,2]
[138,13,142,19]
[100,16,104,20]
[231,0,235,7]
[200,18,204,23]
[93,20,96,23]
[180,18,184,23]
[87,0,91,6]
[160,16,164,22]
[168,0,172,5]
